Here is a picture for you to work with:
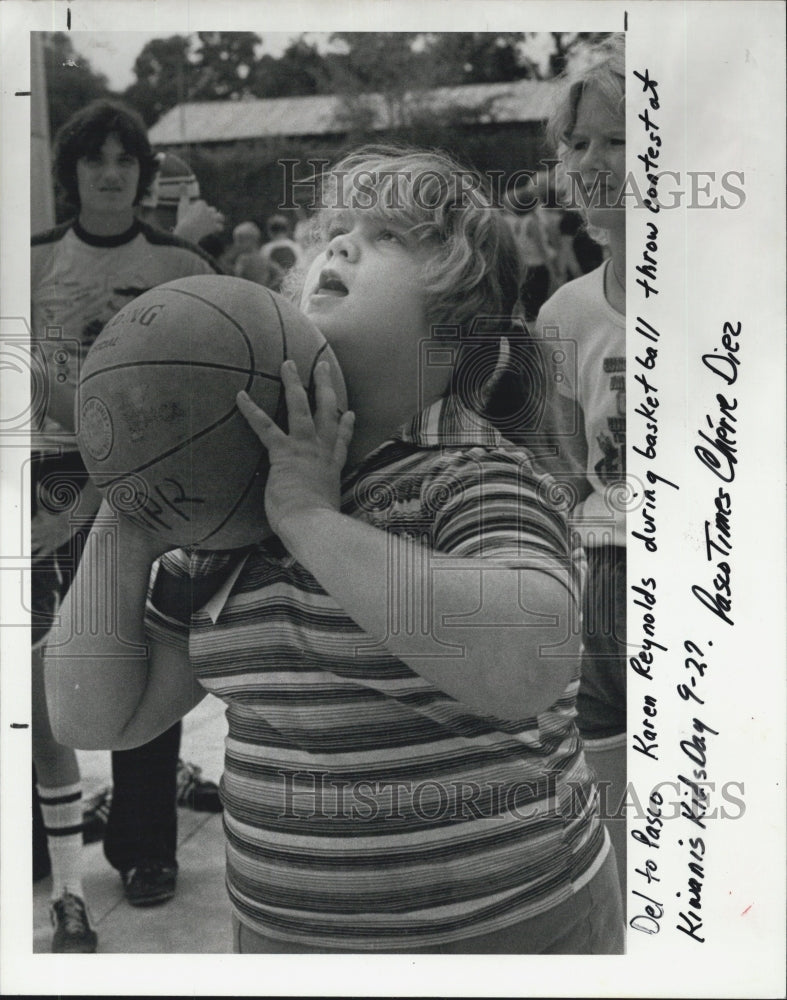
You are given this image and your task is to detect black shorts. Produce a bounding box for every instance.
[31,451,95,647]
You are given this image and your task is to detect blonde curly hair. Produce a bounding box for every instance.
[284,144,522,334]
[283,144,547,434]
[545,33,625,244]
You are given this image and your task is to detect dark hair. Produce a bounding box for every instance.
[53,99,158,209]
[266,214,290,237]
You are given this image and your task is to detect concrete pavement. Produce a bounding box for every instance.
[34,695,233,954]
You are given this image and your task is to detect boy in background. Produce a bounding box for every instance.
[31,99,220,949]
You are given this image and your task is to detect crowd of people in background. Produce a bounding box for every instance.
[166,176,600,319]
[32,31,624,955]
[505,171,605,322]
[129,149,601,317]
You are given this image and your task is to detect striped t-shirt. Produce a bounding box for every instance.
[147,394,607,950]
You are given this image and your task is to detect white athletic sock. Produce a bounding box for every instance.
[37,781,84,901]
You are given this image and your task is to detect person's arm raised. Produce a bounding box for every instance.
[44,501,204,750]
[237,363,578,722]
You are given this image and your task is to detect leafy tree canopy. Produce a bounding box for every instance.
[122,35,194,125]
[118,30,585,125]
[425,33,532,86]
[44,30,605,132]
[43,33,111,137]
[250,38,329,98]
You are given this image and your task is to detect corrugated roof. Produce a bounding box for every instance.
[149,78,558,145]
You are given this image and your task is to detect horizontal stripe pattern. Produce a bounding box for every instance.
[147,396,603,949]
[37,789,82,806]
[43,823,85,838]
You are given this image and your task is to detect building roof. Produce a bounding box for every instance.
[148,78,558,145]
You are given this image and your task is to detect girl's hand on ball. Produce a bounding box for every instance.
[237,360,354,539]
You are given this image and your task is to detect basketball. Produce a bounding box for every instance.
[76,275,347,549]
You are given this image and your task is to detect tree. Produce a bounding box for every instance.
[117,30,588,134]
[250,38,330,98]
[326,33,428,93]
[426,33,531,86]
[531,32,613,79]
[122,35,195,126]
[42,33,111,138]
[324,33,437,133]
[318,32,547,135]
[189,32,261,100]
[123,33,262,125]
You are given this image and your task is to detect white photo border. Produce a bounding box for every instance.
[1,1,784,996]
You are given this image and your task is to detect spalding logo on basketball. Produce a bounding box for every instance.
[76,275,347,549]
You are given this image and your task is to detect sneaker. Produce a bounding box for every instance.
[176,758,222,813]
[122,860,177,907]
[50,891,98,953]
[82,786,112,845]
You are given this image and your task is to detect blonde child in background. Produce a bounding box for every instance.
[533,34,627,893]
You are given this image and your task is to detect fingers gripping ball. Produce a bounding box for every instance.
[76,276,347,549]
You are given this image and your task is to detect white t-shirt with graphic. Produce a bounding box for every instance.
[534,260,625,539]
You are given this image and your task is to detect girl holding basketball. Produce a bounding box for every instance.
[46,146,623,953]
